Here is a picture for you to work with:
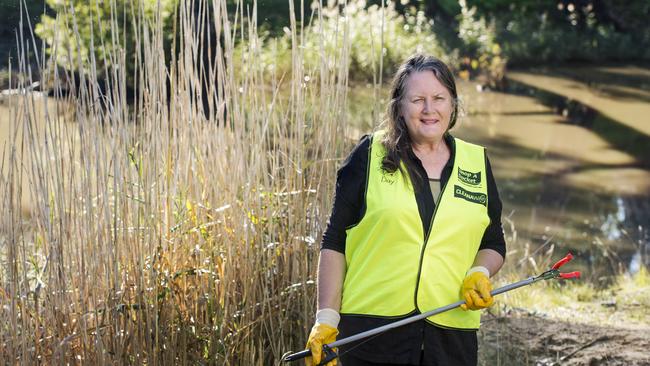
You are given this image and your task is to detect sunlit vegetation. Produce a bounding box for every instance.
[1,0,352,363]
[1,0,648,364]
[496,262,650,328]
[241,0,449,83]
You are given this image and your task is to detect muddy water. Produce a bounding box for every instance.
[458,65,650,283]
[349,65,650,284]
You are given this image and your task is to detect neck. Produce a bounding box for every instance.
[411,136,447,155]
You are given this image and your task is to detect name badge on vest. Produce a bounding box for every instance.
[379,168,396,185]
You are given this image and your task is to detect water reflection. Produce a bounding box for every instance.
[504,74,650,168]
[347,65,649,284]
[600,197,626,241]
[457,65,650,283]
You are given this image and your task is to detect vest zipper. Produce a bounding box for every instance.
[413,178,449,312]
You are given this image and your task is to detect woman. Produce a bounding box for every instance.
[306,54,506,366]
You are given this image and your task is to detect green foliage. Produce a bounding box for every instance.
[35,0,177,83]
[463,0,650,65]
[244,0,449,83]
[456,0,504,84]
[30,0,650,91]
[395,1,650,71]
[494,10,650,65]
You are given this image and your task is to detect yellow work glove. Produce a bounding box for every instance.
[460,267,494,311]
[305,309,339,366]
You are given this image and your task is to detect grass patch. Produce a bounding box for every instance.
[493,267,650,328]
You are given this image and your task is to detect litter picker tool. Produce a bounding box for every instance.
[283,252,581,365]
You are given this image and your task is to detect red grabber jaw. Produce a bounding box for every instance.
[550,253,582,280]
[552,253,574,269]
[559,271,581,279]
[533,253,582,282]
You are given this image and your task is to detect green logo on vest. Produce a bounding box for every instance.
[458,167,481,186]
[454,185,487,206]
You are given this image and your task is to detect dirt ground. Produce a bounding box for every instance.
[478,309,650,365]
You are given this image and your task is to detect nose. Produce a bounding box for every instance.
[422,98,433,113]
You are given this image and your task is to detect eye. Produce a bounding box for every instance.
[412,97,424,103]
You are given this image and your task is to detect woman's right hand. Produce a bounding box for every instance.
[305,322,339,366]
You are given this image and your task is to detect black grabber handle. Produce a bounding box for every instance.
[283,349,310,362]
[283,344,337,365]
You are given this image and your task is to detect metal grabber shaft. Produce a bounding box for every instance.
[283,253,581,364]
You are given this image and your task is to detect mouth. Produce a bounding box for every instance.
[420,118,439,125]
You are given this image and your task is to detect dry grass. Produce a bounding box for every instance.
[0,0,356,364]
[492,266,650,329]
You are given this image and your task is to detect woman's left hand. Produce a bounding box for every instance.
[460,269,494,310]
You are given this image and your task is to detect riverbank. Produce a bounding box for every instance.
[480,311,650,365]
[478,268,650,365]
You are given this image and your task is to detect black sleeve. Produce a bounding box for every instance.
[478,154,506,259]
[320,135,371,253]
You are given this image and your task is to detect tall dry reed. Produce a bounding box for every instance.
[0,0,356,364]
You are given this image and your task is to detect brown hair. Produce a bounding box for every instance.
[380,54,458,189]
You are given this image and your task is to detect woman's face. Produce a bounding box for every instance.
[400,70,454,145]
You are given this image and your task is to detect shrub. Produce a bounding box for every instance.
[468,0,650,66]
[244,0,451,84]
[456,0,504,85]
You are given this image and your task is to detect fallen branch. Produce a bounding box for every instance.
[560,335,610,362]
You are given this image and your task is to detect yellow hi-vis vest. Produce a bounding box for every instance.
[340,130,490,329]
